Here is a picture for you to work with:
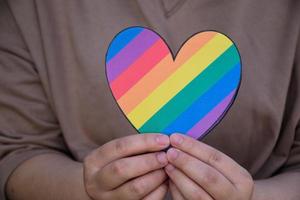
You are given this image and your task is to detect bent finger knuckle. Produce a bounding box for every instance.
[85,181,109,200]
[114,139,128,154]
[244,170,253,184]
[239,169,254,188]
[202,169,219,185]
[110,160,126,178]
[207,149,222,165]
[129,179,146,197]
[83,150,97,166]
[83,152,99,177]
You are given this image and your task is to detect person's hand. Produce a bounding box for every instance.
[165,133,254,200]
[83,134,170,200]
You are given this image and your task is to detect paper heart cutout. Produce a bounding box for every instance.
[105,27,241,140]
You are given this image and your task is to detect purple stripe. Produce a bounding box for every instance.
[187,90,235,139]
[107,29,160,82]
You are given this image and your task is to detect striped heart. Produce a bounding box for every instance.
[105,27,241,140]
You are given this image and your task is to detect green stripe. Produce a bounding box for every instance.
[139,45,240,132]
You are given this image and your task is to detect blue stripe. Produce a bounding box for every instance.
[106,27,143,62]
[163,63,241,134]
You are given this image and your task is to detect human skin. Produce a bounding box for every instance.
[166,133,254,200]
[166,134,300,200]
[6,134,300,200]
[6,134,170,200]
[83,134,170,199]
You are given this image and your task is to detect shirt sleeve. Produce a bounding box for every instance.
[279,32,300,174]
[0,1,69,199]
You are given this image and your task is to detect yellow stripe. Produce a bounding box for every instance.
[127,33,233,128]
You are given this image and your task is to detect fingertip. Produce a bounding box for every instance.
[156,152,168,166]
[165,164,175,173]
[166,148,179,161]
[170,133,184,146]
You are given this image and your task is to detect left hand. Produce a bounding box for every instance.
[165,133,254,200]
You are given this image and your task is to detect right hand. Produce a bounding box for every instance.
[83,134,170,200]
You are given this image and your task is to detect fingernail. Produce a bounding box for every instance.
[171,134,183,146]
[167,148,179,160]
[165,164,175,172]
[156,152,168,165]
[156,135,170,146]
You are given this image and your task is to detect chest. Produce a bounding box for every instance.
[35,0,297,171]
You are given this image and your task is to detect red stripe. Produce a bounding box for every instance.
[111,39,170,99]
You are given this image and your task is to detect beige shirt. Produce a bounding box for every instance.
[1,0,300,199]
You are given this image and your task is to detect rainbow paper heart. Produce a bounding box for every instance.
[105,27,241,139]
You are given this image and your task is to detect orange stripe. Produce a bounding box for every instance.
[111,39,170,99]
[118,31,217,114]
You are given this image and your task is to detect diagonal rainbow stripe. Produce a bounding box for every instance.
[139,45,240,132]
[106,27,241,139]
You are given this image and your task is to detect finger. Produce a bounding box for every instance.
[98,152,168,189]
[111,169,168,200]
[87,134,170,170]
[170,133,252,186]
[142,182,168,200]
[169,180,186,200]
[165,164,212,200]
[167,148,235,199]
